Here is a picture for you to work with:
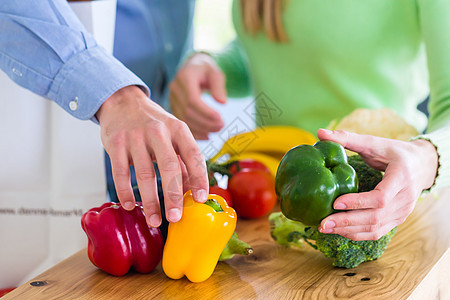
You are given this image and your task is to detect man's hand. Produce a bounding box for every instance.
[96,86,209,227]
[317,129,438,241]
[169,52,227,140]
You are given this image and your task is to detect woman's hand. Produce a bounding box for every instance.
[169,52,227,140]
[317,128,438,241]
[96,86,209,227]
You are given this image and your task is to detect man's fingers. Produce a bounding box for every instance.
[129,139,161,227]
[108,146,135,210]
[178,156,192,193]
[173,123,209,203]
[148,128,184,223]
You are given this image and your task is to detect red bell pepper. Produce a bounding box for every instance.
[81,202,163,276]
[0,287,15,297]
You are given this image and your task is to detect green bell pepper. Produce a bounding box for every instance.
[275,141,358,226]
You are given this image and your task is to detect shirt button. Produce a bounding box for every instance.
[12,68,22,77]
[69,97,79,111]
[165,43,173,52]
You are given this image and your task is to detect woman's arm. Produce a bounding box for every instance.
[413,0,450,191]
[317,129,439,241]
[316,0,450,241]
[212,38,252,98]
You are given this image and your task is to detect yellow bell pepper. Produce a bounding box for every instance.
[162,190,237,283]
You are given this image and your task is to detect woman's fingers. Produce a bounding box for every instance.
[175,70,223,122]
[314,128,438,241]
[332,191,381,211]
[169,52,227,140]
[320,186,416,240]
[206,65,227,104]
[317,129,374,155]
[170,77,224,135]
[332,163,404,210]
[317,128,391,170]
[320,208,404,241]
[326,223,399,241]
[319,207,401,240]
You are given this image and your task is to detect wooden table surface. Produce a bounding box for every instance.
[5,189,450,300]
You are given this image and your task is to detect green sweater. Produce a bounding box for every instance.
[213,0,450,192]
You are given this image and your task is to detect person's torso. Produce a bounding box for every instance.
[114,0,195,110]
[233,0,428,133]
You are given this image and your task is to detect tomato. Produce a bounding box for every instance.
[209,185,233,207]
[227,159,270,175]
[227,169,277,218]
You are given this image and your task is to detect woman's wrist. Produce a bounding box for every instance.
[184,51,212,64]
[411,139,439,190]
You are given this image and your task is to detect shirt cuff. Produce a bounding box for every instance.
[412,126,450,193]
[47,46,150,121]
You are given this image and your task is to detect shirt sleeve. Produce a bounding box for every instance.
[211,38,252,98]
[0,0,150,121]
[414,0,450,192]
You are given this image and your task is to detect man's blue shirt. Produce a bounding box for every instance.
[114,0,195,109]
[0,0,195,117]
[0,0,195,199]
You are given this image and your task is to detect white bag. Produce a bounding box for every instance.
[0,0,116,287]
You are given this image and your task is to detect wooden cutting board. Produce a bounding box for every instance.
[4,188,450,299]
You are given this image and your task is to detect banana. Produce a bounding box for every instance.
[211,126,317,162]
[226,152,283,179]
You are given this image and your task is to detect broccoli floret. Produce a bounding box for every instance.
[269,157,396,268]
[270,214,397,268]
[348,155,383,192]
[304,226,397,268]
[269,212,306,248]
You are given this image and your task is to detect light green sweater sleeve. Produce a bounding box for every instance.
[211,39,252,98]
[415,0,450,192]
